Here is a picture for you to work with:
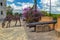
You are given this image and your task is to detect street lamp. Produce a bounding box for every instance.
[34,0,37,11]
[49,0,51,16]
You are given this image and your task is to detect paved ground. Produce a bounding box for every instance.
[25,27,58,40]
[0,19,60,40]
[0,20,28,40]
[23,21,60,40]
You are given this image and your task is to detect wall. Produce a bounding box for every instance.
[0,0,6,20]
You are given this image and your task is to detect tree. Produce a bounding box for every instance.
[41,11,49,16]
[19,13,22,17]
[6,6,13,15]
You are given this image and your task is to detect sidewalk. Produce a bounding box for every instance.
[0,21,28,40]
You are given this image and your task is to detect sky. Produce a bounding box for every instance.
[7,0,60,14]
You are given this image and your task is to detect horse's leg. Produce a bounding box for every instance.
[15,20,17,26]
[6,21,9,28]
[6,21,10,28]
[8,21,11,27]
[2,22,5,28]
[19,19,21,26]
[2,20,6,28]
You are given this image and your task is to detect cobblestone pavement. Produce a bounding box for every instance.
[0,20,28,40]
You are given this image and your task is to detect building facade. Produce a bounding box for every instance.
[0,0,6,20]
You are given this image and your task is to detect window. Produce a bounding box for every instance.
[0,2,2,6]
[1,11,3,15]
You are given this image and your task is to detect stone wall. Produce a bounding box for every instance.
[39,16,53,30]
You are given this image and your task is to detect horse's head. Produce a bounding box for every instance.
[2,22,5,28]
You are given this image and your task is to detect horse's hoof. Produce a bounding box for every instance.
[15,25,16,26]
[9,26,10,28]
[2,27,4,28]
[20,25,21,26]
[6,26,8,28]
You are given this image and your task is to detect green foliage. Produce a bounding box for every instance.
[41,11,60,20]
[50,14,60,20]
[19,13,22,16]
[41,11,49,16]
[14,12,19,15]
[52,15,57,20]
[7,10,13,15]
[6,6,13,15]
[14,13,22,17]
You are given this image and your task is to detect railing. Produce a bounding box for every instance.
[27,20,57,32]
[27,20,57,26]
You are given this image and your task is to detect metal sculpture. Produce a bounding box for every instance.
[2,14,21,28]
